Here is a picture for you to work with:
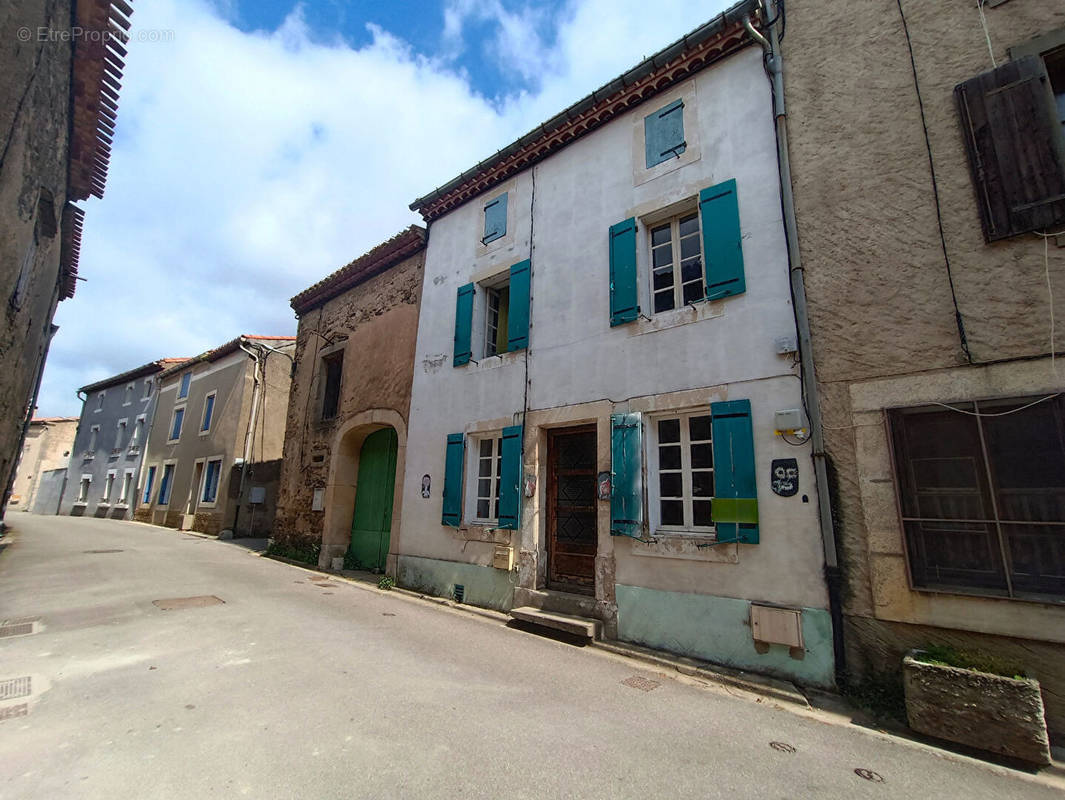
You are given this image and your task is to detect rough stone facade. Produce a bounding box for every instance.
[273,228,425,568]
[782,0,1065,739]
[7,418,77,512]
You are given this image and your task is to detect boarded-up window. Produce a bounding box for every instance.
[890,395,1065,599]
[955,55,1065,241]
[321,352,343,420]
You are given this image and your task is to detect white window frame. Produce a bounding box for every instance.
[123,383,134,406]
[114,418,128,453]
[471,270,511,362]
[177,372,191,400]
[75,474,92,504]
[101,469,117,505]
[200,390,217,435]
[87,424,100,456]
[199,455,224,507]
[465,433,503,526]
[647,409,716,535]
[143,379,153,399]
[168,405,186,443]
[94,391,105,412]
[647,210,704,316]
[117,469,135,506]
[157,460,177,507]
[129,414,146,451]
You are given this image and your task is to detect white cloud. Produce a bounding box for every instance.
[41,0,733,416]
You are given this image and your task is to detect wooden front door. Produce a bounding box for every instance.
[347,427,398,572]
[547,426,598,595]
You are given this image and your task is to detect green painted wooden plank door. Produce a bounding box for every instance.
[348,427,399,571]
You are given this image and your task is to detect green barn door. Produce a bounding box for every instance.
[348,427,399,572]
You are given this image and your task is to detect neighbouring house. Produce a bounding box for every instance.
[396,1,835,688]
[0,1,132,519]
[135,335,296,537]
[7,418,77,513]
[59,359,184,519]
[273,227,426,570]
[782,0,1065,738]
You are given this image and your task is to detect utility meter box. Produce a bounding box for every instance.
[492,544,514,571]
[774,408,806,435]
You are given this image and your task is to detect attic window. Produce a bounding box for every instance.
[321,351,343,420]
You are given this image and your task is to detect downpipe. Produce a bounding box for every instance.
[233,340,265,534]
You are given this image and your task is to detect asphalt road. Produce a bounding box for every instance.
[0,513,1059,799]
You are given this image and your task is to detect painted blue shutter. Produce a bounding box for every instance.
[442,432,465,526]
[609,218,639,326]
[644,99,686,168]
[483,193,508,243]
[498,424,523,529]
[610,412,643,537]
[710,399,759,544]
[453,283,475,366]
[507,259,530,351]
[700,179,745,300]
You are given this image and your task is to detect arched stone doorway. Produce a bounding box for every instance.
[319,409,407,574]
[347,427,397,571]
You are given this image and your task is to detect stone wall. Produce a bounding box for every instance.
[8,419,76,511]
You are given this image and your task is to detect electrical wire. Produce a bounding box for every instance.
[976,0,997,68]
[930,393,1061,417]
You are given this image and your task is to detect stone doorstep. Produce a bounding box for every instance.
[513,587,600,619]
[509,607,602,640]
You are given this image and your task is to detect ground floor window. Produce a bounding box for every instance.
[473,435,502,522]
[102,472,115,503]
[889,394,1065,600]
[650,411,714,532]
[77,476,91,503]
[202,459,222,504]
[159,464,175,505]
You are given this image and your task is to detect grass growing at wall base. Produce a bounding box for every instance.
[914,645,1025,680]
[841,670,906,725]
[265,538,321,566]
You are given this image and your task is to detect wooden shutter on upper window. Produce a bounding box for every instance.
[442,432,465,526]
[483,193,508,244]
[497,425,523,529]
[700,179,746,300]
[710,399,759,544]
[610,412,643,537]
[608,218,639,326]
[453,283,475,366]
[955,55,1065,242]
[507,259,530,351]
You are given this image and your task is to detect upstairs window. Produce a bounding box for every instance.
[130,417,144,450]
[650,212,703,313]
[143,379,152,399]
[178,372,191,399]
[114,419,127,452]
[482,192,508,244]
[87,425,100,454]
[321,352,343,420]
[95,392,105,412]
[169,407,184,442]
[644,99,685,168]
[201,392,216,433]
[485,284,510,357]
[102,472,115,502]
[123,383,133,405]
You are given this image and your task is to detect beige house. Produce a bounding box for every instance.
[135,335,295,537]
[7,418,77,513]
[273,227,425,570]
[782,0,1065,739]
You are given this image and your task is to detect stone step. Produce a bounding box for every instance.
[509,606,602,640]
[513,587,598,619]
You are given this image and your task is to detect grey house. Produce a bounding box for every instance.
[61,358,186,519]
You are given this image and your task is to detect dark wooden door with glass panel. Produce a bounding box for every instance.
[547,426,597,595]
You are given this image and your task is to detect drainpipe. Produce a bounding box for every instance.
[748,1,847,687]
[56,389,88,514]
[233,340,265,533]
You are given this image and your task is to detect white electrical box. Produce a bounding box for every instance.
[774,408,806,434]
[751,604,804,648]
[775,334,798,354]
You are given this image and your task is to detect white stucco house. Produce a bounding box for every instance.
[398,0,834,687]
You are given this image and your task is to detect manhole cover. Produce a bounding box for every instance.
[152,596,224,611]
[622,675,661,692]
[84,549,124,554]
[0,704,28,722]
[769,741,795,753]
[0,677,31,701]
[855,769,884,783]
[382,612,396,617]
[0,621,37,638]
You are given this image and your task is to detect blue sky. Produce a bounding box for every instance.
[39,0,734,416]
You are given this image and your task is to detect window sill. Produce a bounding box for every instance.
[463,350,525,373]
[628,531,737,563]
[73,501,87,506]
[911,583,1065,608]
[114,503,129,509]
[166,439,180,445]
[98,502,111,507]
[631,300,724,337]
[198,430,211,437]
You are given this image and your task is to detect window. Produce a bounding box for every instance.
[169,407,185,442]
[87,424,100,454]
[114,419,127,452]
[650,212,703,313]
[102,471,115,503]
[482,192,507,244]
[143,379,152,399]
[77,476,91,503]
[485,285,510,357]
[644,99,685,168]
[473,436,503,522]
[178,372,191,399]
[119,470,133,504]
[143,466,157,504]
[130,416,145,450]
[321,352,343,420]
[95,392,105,412]
[1049,47,1065,130]
[652,413,714,531]
[10,230,37,311]
[158,463,175,505]
[889,395,1065,600]
[201,391,216,433]
[202,459,222,504]
[453,260,530,366]
[123,383,133,405]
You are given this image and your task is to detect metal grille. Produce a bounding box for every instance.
[622,675,661,692]
[0,622,36,638]
[0,677,31,701]
[453,584,465,603]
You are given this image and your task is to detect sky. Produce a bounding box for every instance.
[41,0,733,417]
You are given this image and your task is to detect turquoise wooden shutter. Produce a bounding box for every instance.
[644,99,685,168]
[483,193,508,243]
[609,218,639,327]
[498,424,523,529]
[710,399,759,544]
[507,259,530,351]
[442,432,465,526]
[610,412,643,537]
[700,179,745,300]
[453,283,475,366]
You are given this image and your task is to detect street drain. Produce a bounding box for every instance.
[0,676,31,701]
[0,619,38,638]
[84,549,124,554]
[152,596,224,611]
[854,769,884,783]
[622,676,661,692]
[769,741,795,753]
[0,704,28,721]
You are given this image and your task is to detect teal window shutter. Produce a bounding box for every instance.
[700,179,745,300]
[498,424,523,529]
[442,433,465,526]
[609,218,639,326]
[710,399,759,544]
[507,259,530,351]
[453,283,475,366]
[644,99,686,168]
[610,412,643,537]
[483,193,508,244]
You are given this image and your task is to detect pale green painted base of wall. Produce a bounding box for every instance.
[397,555,514,612]
[616,584,835,689]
